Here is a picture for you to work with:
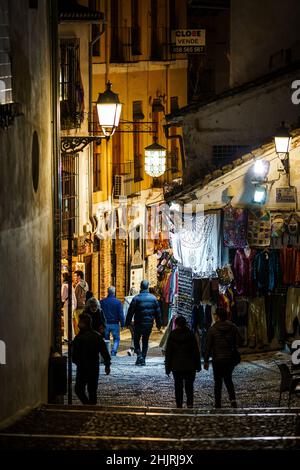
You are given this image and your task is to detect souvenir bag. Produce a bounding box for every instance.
[271,214,285,238]
[247,209,271,247]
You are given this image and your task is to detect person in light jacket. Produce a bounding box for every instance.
[123,287,138,356]
[61,272,77,342]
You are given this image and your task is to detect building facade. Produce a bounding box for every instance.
[0,0,54,423]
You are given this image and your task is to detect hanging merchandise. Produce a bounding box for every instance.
[285,287,300,334]
[146,253,158,287]
[216,265,234,287]
[171,211,228,277]
[265,291,286,345]
[247,297,269,348]
[223,206,248,248]
[247,209,271,247]
[233,248,256,297]
[271,214,286,238]
[280,246,298,285]
[253,249,282,295]
[177,264,193,323]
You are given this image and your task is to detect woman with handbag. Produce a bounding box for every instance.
[204,307,242,408]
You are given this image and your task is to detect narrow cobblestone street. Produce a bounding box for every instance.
[69,329,297,409]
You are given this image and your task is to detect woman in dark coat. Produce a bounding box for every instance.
[204,307,242,408]
[165,315,201,408]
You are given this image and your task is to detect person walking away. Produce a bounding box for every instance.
[61,272,77,342]
[165,315,201,408]
[123,287,138,356]
[73,270,89,335]
[125,280,161,366]
[101,287,124,356]
[72,313,111,405]
[204,307,242,408]
[84,297,106,337]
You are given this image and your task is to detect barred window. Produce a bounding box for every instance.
[212,145,251,167]
[62,154,79,238]
[60,38,84,130]
[0,0,12,105]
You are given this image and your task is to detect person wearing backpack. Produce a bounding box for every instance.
[204,307,242,408]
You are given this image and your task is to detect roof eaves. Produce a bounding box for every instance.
[166,60,300,121]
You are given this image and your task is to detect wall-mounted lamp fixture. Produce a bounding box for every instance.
[144,136,167,177]
[61,81,122,154]
[274,121,291,174]
[253,159,270,180]
[253,185,267,204]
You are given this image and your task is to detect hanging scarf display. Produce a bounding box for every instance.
[223,206,248,248]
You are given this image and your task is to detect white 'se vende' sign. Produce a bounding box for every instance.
[172,29,206,53]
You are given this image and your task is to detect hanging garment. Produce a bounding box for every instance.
[285,287,300,334]
[247,209,271,247]
[193,278,211,303]
[233,297,248,346]
[253,250,282,295]
[171,212,228,276]
[280,247,297,285]
[247,297,269,348]
[265,293,286,344]
[233,248,256,296]
[223,206,248,248]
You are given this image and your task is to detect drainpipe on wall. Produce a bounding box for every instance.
[88,20,106,233]
[163,123,186,170]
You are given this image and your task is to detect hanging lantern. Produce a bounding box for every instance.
[96,81,122,137]
[144,137,166,177]
[274,121,291,155]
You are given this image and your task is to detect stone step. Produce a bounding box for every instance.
[0,405,299,451]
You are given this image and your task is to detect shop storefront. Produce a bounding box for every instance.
[159,131,300,354]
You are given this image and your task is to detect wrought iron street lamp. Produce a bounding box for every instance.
[61,81,122,154]
[274,121,291,174]
[96,81,122,137]
[144,137,167,177]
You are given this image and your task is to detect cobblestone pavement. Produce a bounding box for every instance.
[68,329,298,409]
[1,330,300,452]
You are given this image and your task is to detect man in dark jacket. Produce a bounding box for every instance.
[165,315,201,408]
[72,313,111,405]
[204,307,242,408]
[101,287,124,356]
[84,297,106,337]
[125,280,161,366]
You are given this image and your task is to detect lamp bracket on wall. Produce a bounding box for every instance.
[115,121,158,134]
[61,135,109,155]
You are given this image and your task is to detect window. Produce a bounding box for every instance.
[170,128,179,173]
[131,0,141,55]
[212,145,251,167]
[0,0,12,105]
[150,0,159,59]
[60,38,84,130]
[170,96,179,113]
[169,0,178,31]
[93,152,102,191]
[62,154,79,238]
[110,0,123,62]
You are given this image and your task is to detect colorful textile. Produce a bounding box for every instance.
[247,209,271,247]
[223,206,248,248]
[233,248,256,297]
